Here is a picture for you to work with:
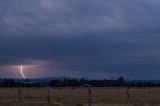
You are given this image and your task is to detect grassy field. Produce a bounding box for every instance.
[0,87,160,106]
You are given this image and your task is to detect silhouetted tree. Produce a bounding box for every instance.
[116,77,125,87]
[0,79,2,87]
[49,80,62,87]
[1,79,16,87]
[117,77,125,83]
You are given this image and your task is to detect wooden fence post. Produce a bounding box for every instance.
[126,88,130,106]
[88,87,92,106]
[47,86,50,103]
[18,87,21,101]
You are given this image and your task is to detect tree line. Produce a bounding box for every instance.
[0,77,160,87]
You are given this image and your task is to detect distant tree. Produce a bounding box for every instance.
[1,79,16,87]
[35,82,41,87]
[0,79,2,87]
[62,79,68,87]
[68,79,79,87]
[115,77,125,87]
[16,81,21,87]
[49,80,62,87]
[79,78,86,85]
[117,77,125,83]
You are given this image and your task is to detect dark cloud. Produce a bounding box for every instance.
[0,0,160,79]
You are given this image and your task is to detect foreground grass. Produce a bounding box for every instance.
[0,103,127,106]
[0,102,160,106]
[0,87,160,106]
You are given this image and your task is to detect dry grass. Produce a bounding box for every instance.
[0,87,160,106]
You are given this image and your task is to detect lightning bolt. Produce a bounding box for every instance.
[20,66,26,79]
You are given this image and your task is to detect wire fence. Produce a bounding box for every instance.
[0,87,160,106]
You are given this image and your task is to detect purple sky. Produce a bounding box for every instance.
[0,0,160,79]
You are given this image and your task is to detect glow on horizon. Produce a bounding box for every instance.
[20,66,26,79]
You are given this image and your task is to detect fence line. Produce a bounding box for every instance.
[7,87,160,105]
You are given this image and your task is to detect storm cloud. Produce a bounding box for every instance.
[0,0,160,79]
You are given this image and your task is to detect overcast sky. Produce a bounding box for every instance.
[0,0,160,79]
